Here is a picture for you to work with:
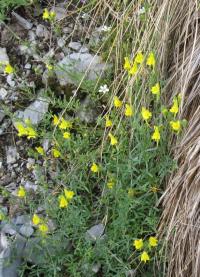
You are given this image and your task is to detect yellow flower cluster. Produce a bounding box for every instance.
[133,236,158,263]
[0,61,14,74]
[91,163,99,173]
[32,214,49,235]
[42,9,56,21]
[59,189,75,208]
[17,186,26,198]
[16,120,37,139]
[124,51,156,75]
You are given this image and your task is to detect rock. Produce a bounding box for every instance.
[24,63,31,69]
[12,12,33,30]
[42,139,50,152]
[50,7,66,20]
[14,215,31,226]
[6,75,15,87]
[15,95,49,125]
[92,263,101,273]
[0,233,26,277]
[24,180,37,192]
[6,147,19,165]
[68,42,82,51]
[126,269,137,277]
[0,88,8,100]
[76,96,98,123]
[79,45,89,53]
[28,30,36,42]
[57,38,65,48]
[56,52,110,86]
[63,27,72,33]
[19,224,34,238]
[0,48,9,73]
[0,110,5,123]
[86,223,105,241]
[36,24,49,39]
[1,223,17,236]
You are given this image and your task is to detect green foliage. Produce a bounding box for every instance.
[0,0,29,20]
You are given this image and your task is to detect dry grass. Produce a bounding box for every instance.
[156,0,200,276]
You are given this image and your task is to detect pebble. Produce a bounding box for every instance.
[68,41,82,51]
[86,223,105,241]
[0,88,8,100]
[6,146,19,165]
[36,24,49,40]
[6,75,15,87]
[19,224,34,238]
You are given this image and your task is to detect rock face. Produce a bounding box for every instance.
[55,52,110,86]
[15,96,49,125]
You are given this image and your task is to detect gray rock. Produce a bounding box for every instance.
[1,223,17,236]
[28,30,36,42]
[24,180,37,192]
[50,7,66,20]
[19,224,34,238]
[15,95,49,125]
[0,88,8,100]
[14,215,31,226]
[56,52,110,86]
[68,42,82,51]
[92,262,101,273]
[0,110,5,123]
[6,75,15,87]
[6,147,19,165]
[77,96,98,123]
[79,45,89,53]
[63,27,72,34]
[86,223,105,241]
[12,12,33,30]
[42,139,50,152]
[0,233,26,277]
[57,38,65,48]
[36,24,49,39]
[24,63,31,69]
[0,48,9,73]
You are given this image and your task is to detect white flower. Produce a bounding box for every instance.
[99,84,109,94]
[101,25,111,32]
[138,7,146,15]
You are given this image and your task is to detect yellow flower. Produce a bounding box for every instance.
[149,236,158,247]
[124,57,131,71]
[17,186,26,198]
[42,8,49,19]
[170,120,181,132]
[59,195,68,208]
[39,223,48,235]
[49,11,56,19]
[59,118,72,130]
[170,97,179,115]
[150,186,160,193]
[4,64,14,74]
[52,148,61,158]
[141,251,150,263]
[46,64,53,70]
[114,96,122,108]
[125,104,133,117]
[133,239,143,250]
[105,116,112,127]
[35,146,45,155]
[129,62,138,75]
[53,115,59,125]
[16,123,28,137]
[91,163,99,173]
[108,133,118,146]
[107,180,115,189]
[146,52,156,67]
[64,189,75,200]
[151,83,160,96]
[32,214,41,225]
[141,107,152,121]
[26,127,37,139]
[135,51,144,64]
[128,188,136,197]
[151,126,160,143]
[63,132,71,139]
